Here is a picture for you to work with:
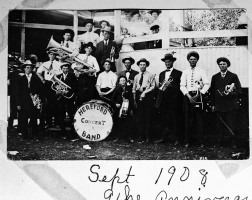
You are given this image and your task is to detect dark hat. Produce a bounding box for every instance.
[217,57,231,67]
[150,10,161,15]
[21,60,35,69]
[28,54,38,64]
[101,26,113,33]
[161,53,177,62]
[132,10,140,16]
[63,29,75,38]
[83,42,96,51]
[187,51,199,60]
[102,58,112,66]
[46,47,58,55]
[59,62,70,68]
[181,23,193,31]
[99,20,110,27]
[150,24,160,31]
[122,56,135,64]
[137,58,150,67]
[84,18,94,26]
[8,55,21,66]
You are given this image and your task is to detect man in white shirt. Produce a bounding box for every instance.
[132,58,156,143]
[180,51,210,148]
[77,19,100,51]
[96,59,117,100]
[37,47,63,127]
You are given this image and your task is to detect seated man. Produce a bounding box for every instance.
[96,59,117,101]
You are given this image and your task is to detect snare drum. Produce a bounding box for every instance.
[74,100,114,141]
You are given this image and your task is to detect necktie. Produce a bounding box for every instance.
[191,68,195,88]
[27,74,30,88]
[49,61,53,71]
[221,73,225,78]
[65,42,69,48]
[139,72,144,86]
[105,40,108,46]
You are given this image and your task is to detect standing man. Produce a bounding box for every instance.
[180,51,210,147]
[61,29,76,50]
[96,59,118,100]
[77,19,100,51]
[37,47,62,127]
[132,58,155,143]
[95,26,119,72]
[210,57,242,148]
[155,53,183,145]
[95,20,110,41]
[16,60,44,139]
[55,63,77,138]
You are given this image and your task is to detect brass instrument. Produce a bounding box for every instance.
[110,46,115,62]
[119,98,129,118]
[192,80,204,109]
[30,93,42,111]
[159,76,173,91]
[224,83,235,95]
[139,74,156,101]
[47,37,95,75]
[51,75,74,99]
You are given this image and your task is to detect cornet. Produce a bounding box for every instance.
[224,83,235,95]
[51,75,74,99]
[139,74,156,101]
[110,46,115,62]
[159,76,173,91]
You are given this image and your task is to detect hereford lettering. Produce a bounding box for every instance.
[78,103,108,116]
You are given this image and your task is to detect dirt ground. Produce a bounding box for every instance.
[7,126,249,160]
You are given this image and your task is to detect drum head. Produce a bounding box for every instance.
[74,100,113,142]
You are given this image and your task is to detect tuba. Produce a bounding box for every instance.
[159,76,173,91]
[47,37,95,74]
[51,75,74,99]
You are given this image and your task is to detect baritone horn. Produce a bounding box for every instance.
[47,37,95,75]
[51,75,74,99]
[159,76,173,91]
[224,83,235,95]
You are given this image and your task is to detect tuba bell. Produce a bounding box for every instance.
[47,37,95,75]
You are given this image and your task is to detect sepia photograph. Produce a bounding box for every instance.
[7,8,249,160]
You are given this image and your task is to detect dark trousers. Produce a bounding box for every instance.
[160,109,182,141]
[216,110,237,144]
[135,93,152,139]
[183,96,205,144]
[56,98,75,134]
[19,108,38,138]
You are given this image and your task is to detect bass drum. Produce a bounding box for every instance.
[74,100,114,142]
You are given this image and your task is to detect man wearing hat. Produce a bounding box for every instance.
[95,26,119,72]
[37,47,62,128]
[77,19,100,51]
[132,58,155,142]
[180,51,210,147]
[55,63,77,138]
[96,59,118,100]
[61,29,78,52]
[209,57,242,148]
[148,24,162,49]
[72,42,100,108]
[118,56,139,88]
[154,53,183,144]
[16,60,44,139]
[8,55,22,131]
[95,20,110,41]
[180,23,196,47]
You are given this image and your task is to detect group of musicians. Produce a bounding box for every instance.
[8,19,242,149]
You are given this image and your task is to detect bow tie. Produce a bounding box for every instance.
[126,70,130,73]
[166,69,171,72]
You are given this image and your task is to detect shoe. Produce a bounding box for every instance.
[200,143,205,148]
[185,143,189,148]
[154,139,164,144]
[174,140,179,146]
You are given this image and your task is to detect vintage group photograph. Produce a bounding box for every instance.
[7,9,249,160]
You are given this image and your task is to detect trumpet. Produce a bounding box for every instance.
[110,46,115,62]
[47,37,95,75]
[30,93,42,111]
[51,75,74,99]
[224,83,235,95]
[159,76,173,91]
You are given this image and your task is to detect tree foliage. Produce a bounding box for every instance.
[185,9,244,46]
